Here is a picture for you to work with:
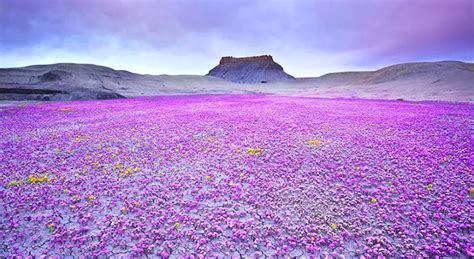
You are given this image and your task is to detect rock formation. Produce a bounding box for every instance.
[206,55,295,83]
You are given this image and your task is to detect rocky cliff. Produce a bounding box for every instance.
[206,55,295,83]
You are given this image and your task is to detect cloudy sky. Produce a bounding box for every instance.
[0,0,473,76]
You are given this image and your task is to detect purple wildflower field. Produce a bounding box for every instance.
[1,94,473,257]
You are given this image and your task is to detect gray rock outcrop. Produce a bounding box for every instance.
[206,55,295,83]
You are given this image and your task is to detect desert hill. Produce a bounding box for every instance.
[0,59,472,102]
[0,63,240,101]
[282,61,474,101]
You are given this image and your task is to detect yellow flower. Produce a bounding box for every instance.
[87,195,95,201]
[73,194,79,200]
[469,187,474,195]
[240,172,245,178]
[247,147,262,155]
[371,197,377,203]
[27,174,50,184]
[307,139,322,145]
[120,207,127,214]
[7,180,21,187]
[330,223,337,230]
[27,175,37,184]
[134,201,140,207]
[75,136,81,141]
[120,167,133,177]
[355,166,361,172]
[174,222,181,229]
[63,188,69,193]
[70,205,76,209]
[205,175,211,181]
[48,223,55,232]
[40,175,49,182]
[427,183,433,190]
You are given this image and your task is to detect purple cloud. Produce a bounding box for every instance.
[0,0,472,76]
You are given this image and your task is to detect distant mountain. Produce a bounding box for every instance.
[314,61,474,85]
[0,60,472,102]
[0,63,240,101]
[206,55,295,83]
[285,61,474,102]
